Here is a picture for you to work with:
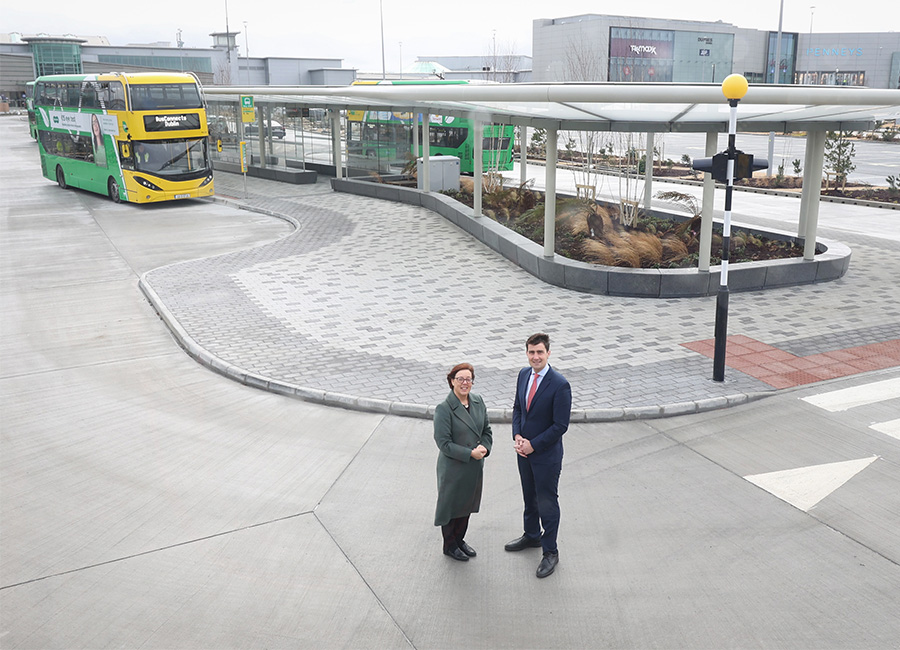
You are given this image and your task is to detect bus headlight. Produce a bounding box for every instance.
[134,176,162,192]
[200,174,213,187]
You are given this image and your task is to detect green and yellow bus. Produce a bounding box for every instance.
[32,72,214,203]
[346,80,515,174]
[25,81,37,139]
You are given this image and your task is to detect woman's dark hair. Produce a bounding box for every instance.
[446,362,475,387]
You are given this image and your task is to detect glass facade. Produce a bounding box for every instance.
[671,32,734,83]
[30,41,82,76]
[608,27,675,82]
[98,55,213,75]
[794,70,866,86]
[766,32,798,84]
[608,27,735,83]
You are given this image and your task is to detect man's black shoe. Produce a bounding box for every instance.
[457,540,477,557]
[444,546,469,561]
[536,551,559,578]
[504,534,542,552]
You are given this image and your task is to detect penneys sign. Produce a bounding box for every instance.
[806,47,863,57]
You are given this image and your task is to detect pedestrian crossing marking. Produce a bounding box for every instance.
[801,377,900,412]
[869,419,900,440]
[744,456,879,512]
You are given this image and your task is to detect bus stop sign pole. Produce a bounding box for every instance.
[713,74,749,382]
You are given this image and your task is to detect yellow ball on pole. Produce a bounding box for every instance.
[721,74,749,100]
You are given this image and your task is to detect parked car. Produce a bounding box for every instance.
[244,120,286,139]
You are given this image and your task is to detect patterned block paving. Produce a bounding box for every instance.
[682,336,900,388]
[141,173,900,412]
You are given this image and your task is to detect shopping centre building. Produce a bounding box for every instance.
[532,14,900,89]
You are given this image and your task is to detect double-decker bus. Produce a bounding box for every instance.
[25,81,37,139]
[346,80,515,174]
[32,72,214,203]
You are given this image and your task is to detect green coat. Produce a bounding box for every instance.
[434,390,493,526]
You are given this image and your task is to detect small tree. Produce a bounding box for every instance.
[887,175,899,198]
[824,130,857,187]
[792,159,802,175]
[529,129,547,156]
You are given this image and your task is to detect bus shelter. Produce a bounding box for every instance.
[204,83,900,269]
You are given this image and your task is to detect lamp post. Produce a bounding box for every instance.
[243,21,249,84]
[379,0,386,80]
[713,74,749,382]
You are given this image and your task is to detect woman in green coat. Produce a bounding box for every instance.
[434,362,493,561]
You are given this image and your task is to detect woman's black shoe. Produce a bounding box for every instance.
[443,546,469,561]
[457,540,477,557]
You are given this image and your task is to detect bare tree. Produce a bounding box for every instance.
[484,38,520,83]
[214,59,232,85]
[480,39,521,179]
[562,36,613,200]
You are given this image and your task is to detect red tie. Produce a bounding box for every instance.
[526,372,539,411]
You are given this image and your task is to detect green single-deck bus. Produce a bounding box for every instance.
[32,72,214,203]
[346,80,515,174]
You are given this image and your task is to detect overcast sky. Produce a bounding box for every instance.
[5,0,890,73]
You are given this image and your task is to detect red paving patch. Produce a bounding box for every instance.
[681,337,900,388]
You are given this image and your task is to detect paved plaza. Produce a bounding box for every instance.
[141,169,900,419]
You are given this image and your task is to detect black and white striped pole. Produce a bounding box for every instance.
[713,74,750,382]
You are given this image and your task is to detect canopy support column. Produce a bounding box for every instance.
[644,131,654,210]
[798,132,819,238]
[803,130,826,260]
[474,119,483,216]
[330,109,342,178]
[258,105,268,169]
[422,112,431,192]
[520,126,528,187]
[544,127,558,258]
[699,131,718,273]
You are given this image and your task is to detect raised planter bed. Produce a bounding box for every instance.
[330,175,851,298]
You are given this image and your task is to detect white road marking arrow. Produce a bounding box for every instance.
[870,418,900,440]
[744,456,879,512]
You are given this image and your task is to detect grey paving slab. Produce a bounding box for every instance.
[1,514,410,649]
[317,413,900,649]
[0,355,384,587]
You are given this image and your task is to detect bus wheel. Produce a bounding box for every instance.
[56,166,67,190]
[108,177,121,203]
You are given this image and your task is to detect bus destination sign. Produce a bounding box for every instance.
[143,113,202,132]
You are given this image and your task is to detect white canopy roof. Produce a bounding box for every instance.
[205,82,900,133]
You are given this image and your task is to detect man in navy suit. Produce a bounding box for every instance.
[505,332,572,578]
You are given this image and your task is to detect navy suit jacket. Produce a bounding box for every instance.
[512,365,572,463]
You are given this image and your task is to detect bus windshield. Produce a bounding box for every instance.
[130,84,203,111]
[133,138,210,176]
